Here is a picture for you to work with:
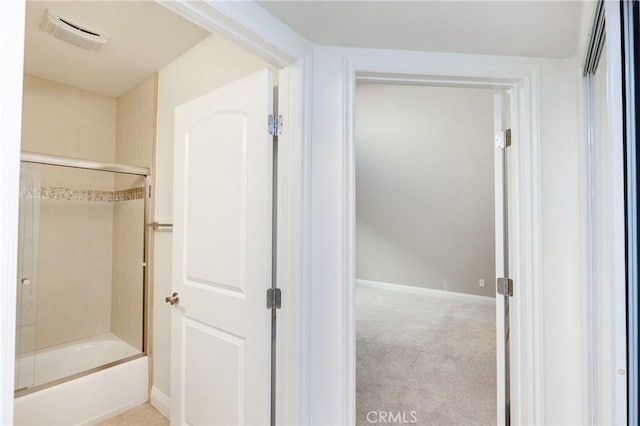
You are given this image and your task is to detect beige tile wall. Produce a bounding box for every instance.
[111,194,145,351]
[111,74,157,350]
[20,75,116,351]
[35,199,115,348]
[116,75,156,169]
[22,74,116,161]
[19,72,156,356]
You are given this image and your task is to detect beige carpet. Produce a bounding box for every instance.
[356,283,496,425]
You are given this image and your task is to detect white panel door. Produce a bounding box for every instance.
[170,69,273,426]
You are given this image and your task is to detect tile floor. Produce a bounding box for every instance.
[98,403,168,426]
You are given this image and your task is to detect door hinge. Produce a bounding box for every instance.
[266,287,281,309]
[268,114,283,136]
[497,277,513,297]
[148,185,152,198]
[495,129,512,149]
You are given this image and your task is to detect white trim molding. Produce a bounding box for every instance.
[0,1,26,424]
[275,53,313,425]
[306,46,544,425]
[150,386,170,420]
[344,50,543,426]
[157,0,312,68]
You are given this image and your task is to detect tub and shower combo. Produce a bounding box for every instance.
[14,152,152,425]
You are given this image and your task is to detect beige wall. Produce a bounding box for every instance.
[355,83,496,297]
[111,75,157,351]
[20,74,116,350]
[153,35,271,397]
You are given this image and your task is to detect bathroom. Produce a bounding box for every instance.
[13,1,274,424]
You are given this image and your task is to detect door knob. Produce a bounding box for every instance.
[165,292,179,306]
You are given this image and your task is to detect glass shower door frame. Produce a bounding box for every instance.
[15,152,151,398]
[15,163,40,393]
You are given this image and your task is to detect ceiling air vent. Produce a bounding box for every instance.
[39,9,110,51]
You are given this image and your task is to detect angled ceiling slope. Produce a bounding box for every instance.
[24,1,210,97]
[259,1,584,59]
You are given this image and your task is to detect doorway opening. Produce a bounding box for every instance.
[14,0,212,408]
[339,61,542,425]
[12,2,287,425]
[354,82,502,425]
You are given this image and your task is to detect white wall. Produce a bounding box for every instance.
[152,34,271,403]
[307,46,587,425]
[538,55,587,425]
[355,83,496,297]
[0,2,26,422]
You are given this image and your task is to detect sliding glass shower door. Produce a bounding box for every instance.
[15,158,148,395]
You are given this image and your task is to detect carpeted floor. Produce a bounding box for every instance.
[356,283,496,426]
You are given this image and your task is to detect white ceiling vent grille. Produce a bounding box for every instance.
[39,9,111,51]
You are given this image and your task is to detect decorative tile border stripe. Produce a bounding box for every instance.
[113,187,146,202]
[40,187,113,202]
[26,186,146,202]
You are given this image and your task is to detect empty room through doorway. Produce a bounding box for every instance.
[355,82,498,425]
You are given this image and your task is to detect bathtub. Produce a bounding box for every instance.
[14,333,148,425]
[15,333,140,389]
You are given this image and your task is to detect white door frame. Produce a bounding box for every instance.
[337,52,543,425]
[0,1,26,424]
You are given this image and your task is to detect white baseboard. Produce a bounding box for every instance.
[150,386,170,420]
[356,279,495,304]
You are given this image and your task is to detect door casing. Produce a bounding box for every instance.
[339,58,544,426]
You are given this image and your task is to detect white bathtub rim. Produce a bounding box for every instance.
[17,332,138,360]
[16,332,141,391]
